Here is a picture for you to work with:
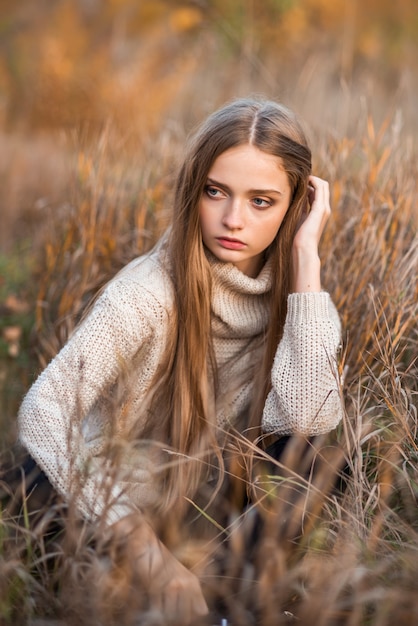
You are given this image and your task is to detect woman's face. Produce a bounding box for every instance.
[199,144,292,277]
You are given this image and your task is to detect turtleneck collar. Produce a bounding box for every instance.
[206,249,272,338]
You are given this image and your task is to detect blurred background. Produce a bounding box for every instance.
[0,0,417,438]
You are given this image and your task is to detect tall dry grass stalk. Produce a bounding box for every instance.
[1,100,417,624]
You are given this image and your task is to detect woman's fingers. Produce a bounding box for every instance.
[114,514,209,624]
[307,182,316,207]
[291,176,331,291]
[146,546,208,624]
[294,176,331,252]
[151,573,209,624]
[308,175,330,220]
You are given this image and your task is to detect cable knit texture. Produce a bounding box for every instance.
[18,246,343,523]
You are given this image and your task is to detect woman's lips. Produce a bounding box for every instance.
[216,237,246,250]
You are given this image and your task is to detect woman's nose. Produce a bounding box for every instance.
[222,198,244,230]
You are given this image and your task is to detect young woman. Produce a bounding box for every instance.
[16,97,343,623]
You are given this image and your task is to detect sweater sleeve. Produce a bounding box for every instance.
[18,278,166,524]
[261,292,343,436]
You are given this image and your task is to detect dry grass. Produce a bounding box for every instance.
[1,1,417,624]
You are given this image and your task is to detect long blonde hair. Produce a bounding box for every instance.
[144,97,312,511]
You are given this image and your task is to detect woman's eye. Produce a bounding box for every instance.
[252,197,271,209]
[205,186,223,198]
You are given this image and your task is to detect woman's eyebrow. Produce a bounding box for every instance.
[249,187,284,196]
[206,178,284,196]
[206,177,231,192]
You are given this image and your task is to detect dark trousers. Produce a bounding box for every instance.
[1,447,56,513]
[0,446,64,555]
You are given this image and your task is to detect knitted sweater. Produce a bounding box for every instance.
[18,245,343,524]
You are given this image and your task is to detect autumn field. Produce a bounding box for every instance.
[0,1,417,624]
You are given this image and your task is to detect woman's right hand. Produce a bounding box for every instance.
[146,539,209,623]
[111,514,209,624]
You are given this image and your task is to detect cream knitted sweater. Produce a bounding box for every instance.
[18,245,343,524]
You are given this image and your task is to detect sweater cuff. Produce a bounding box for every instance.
[103,501,138,526]
[286,292,332,324]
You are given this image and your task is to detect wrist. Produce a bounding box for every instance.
[291,247,321,293]
[109,513,157,556]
